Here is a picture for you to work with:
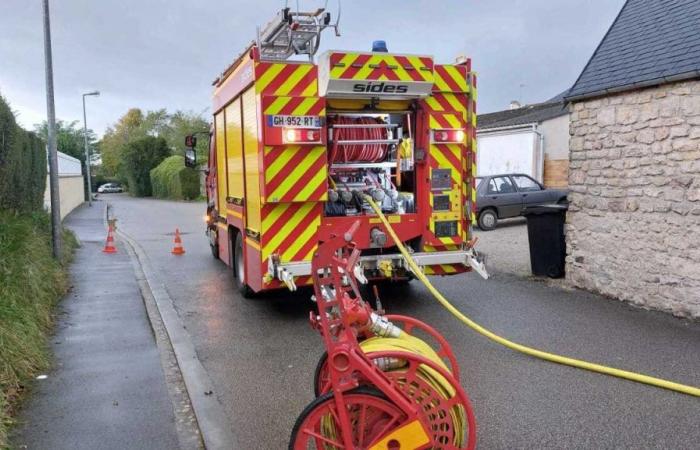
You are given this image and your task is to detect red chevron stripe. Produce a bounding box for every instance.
[263,203,303,243]
[281,154,326,201]
[291,232,319,261]
[289,68,317,96]
[435,65,462,92]
[419,57,434,71]
[432,113,452,129]
[367,60,400,81]
[265,148,311,194]
[393,56,423,82]
[306,98,325,115]
[264,64,301,94]
[279,96,306,115]
[338,54,372,79]
[273,206,320,257]
[435,144,462,173]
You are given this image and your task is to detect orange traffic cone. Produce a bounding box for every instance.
[171,228,185,255]
[103,225,117,253]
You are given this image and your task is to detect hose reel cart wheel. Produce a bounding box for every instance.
[289,387,406,450]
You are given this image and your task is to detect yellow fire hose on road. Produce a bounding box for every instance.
[364,196,700,398]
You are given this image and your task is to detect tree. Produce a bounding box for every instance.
[121,136,170,197]
[99,108,147,179]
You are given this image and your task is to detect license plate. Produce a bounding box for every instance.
[267,115,321,128]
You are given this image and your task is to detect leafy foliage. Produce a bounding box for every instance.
[0,210,76,447]
[0,94,47,213]
[99,108,209,182]
[34,120,97,164]
[121,136,171,196]
[150,155,201,200]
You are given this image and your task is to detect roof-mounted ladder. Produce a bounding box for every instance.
[256,2,340,61]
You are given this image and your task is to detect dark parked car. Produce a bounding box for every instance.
[475,174,568,230]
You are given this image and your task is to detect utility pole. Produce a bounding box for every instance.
[42,0,61,258]
[82,91,99,206]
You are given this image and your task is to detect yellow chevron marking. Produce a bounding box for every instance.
[281,214,321,261]
[407,56,432,81]
[256,64,285,93]
[264,145,275,156]
[294,165,327,201]
[444,114,462,128]
[265,146,301,181]
[353,54,381,80]
[430,145,459,175]
[444,93,466,113]
[262,202,314,260]
[446,143,462,161]
[292,97,320,115]
[262,203,291,231]
[444,65,467,91]
[275,65,313,96]
[330,53,359,78]
[264,97,291,115]
[268,150,321,200]
[441,264,458,274]
[433,69,450,92]
[424,96,444,112]
[301,79,318,97]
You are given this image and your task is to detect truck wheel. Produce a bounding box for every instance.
[478,209,498,231]
[233,232,254,298]
[209,229,219,259]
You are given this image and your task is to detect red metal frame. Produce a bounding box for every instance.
[303,222,476,449]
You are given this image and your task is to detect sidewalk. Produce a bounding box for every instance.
[11,203,181,449]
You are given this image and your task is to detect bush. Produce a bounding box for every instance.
[121,136,170,197]
[0,94,47,212]
[150,155,200,200]
[0,210,76,446]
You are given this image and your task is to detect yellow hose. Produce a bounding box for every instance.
[363,196,700,398]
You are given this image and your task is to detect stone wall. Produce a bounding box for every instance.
[567,79,700,318]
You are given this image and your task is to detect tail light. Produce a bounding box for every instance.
[431,129,465,144]
[284,128,322,144]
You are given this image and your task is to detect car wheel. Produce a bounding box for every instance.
[233,232,254,298]
[478,209,498,231]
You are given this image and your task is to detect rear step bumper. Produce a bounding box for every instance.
[268,249,489,291]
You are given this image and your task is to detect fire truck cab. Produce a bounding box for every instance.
[198,7,486,296]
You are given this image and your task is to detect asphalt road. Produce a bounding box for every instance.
[105,193,700,449]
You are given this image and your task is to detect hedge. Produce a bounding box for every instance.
[150,155,200,200]
[121,136,170,197]
[0,94,47,213]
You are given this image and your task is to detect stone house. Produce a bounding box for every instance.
[477,96,570,188]
[564,0,700,318]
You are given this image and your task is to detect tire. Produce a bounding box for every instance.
[233,232,254,298]
[313,351,329,397]
[289,387,404,450]
[209,229,219,259]
[478,208,498,231]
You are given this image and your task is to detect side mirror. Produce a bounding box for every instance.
[185,148,197,168]
[184,134,197,168]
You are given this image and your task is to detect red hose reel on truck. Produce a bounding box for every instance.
[289,222,476,450]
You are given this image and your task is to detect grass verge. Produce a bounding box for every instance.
[0,210,77,447]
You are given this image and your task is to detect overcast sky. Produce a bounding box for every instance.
[0,0,626,137]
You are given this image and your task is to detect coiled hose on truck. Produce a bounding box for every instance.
[363,195,700,398]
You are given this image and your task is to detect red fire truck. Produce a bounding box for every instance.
[188,7,486,296]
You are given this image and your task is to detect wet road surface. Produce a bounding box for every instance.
[107,194,700,449]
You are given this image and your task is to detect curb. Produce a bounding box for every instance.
[105,203,238,449]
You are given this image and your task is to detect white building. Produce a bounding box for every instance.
[44,151,85,219]
[477,97,570,188]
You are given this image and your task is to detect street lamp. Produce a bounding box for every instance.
[82,90,99,206]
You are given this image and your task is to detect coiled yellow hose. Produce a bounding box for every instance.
[364,196,700,398]
[360,332,467,446]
